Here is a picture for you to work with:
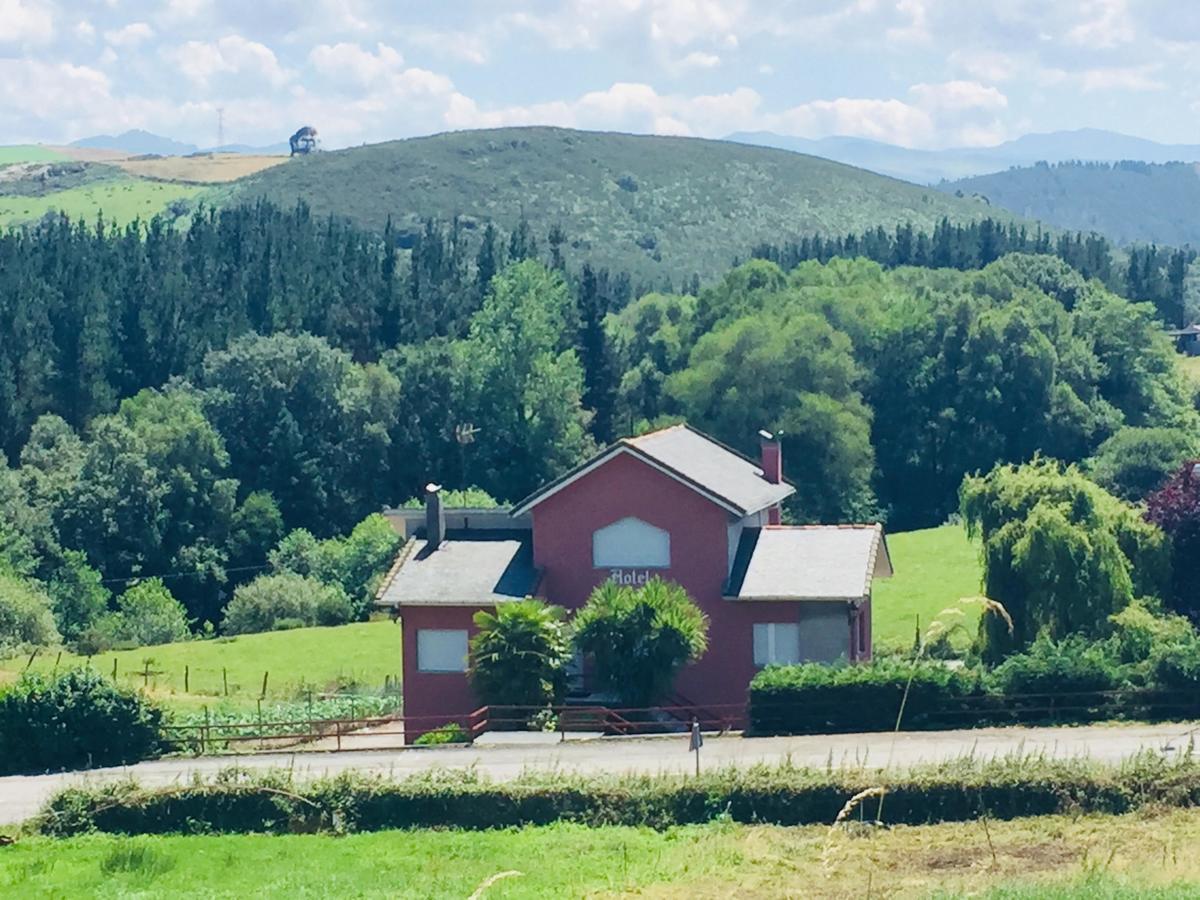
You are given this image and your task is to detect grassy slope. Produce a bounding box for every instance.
[4,812,1200,898]
[0,621,400,712]
[0,145,68,165]
[229,126,1008,282]
[1177,354,1200,385]
[941,161,1200,246]
[0,176,205,229]
[872,525,983,649]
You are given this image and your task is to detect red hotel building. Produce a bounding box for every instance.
[377,425,892,733]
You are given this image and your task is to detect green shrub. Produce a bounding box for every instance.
[749,658,982,735]
[99,579,190,648]
[412,723,469,746]
[36,753,1200,836]
[0,572,61,658]
[986,634,1123,696]
[0,668,164,775]
[268,514,402,618]
[222,573,354,635]
[470,599,571,708]
[1149,634,1200,691]
[1108,601,1196,665]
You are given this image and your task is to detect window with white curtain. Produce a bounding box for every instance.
[753,622,801,667]
[592,517,670,568]
[417,629,469,673]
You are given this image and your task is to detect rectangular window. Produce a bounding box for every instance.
[417,629,469,673]
[753,622,801,667]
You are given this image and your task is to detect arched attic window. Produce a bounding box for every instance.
[592,517,671,569]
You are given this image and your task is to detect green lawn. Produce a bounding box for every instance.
[872,524,983,650]
[4,813,1200,898]
[0,144,67,165]
[1177,354,1200,385]
[0,177,205,228]
[0,621,401,713]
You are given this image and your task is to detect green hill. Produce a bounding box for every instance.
[941,161,1200,247]
[227,127,1009,281]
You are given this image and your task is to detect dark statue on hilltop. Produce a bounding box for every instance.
[289,126,319,156]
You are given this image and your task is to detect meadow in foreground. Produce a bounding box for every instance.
[5,809,1200,898]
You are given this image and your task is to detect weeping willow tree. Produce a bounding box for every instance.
[960,457,1169,662]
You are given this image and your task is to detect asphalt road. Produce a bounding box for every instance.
[2,721,1197,826]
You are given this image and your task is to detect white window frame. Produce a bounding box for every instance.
[753,622,801,667]
[591,516,671,569]
[417,629,469,673]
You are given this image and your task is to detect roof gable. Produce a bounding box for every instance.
[511,424,794,517]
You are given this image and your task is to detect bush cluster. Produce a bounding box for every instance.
[221,573,355,635]
[0,668,164,775]
[36,753,1200,836]
[749,616,1200,736]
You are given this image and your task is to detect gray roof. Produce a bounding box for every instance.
[513,424,795,517]
[726,525,891,602]
[376,531,539,607]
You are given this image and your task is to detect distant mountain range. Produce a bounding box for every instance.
[937,160,1200,247]
[69,129,286,157]
[726,128,1200,185]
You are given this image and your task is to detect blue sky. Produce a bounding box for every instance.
[2,0,1197,149]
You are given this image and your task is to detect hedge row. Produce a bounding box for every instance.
[36,753,1200,836]
[748,637,1200,736]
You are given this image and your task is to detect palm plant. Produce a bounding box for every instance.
[469,599,572,707]
[572,578,709,707]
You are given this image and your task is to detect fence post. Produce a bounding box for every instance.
[143,661,151,688]
[202,706,210,756]
[185,665,190,693]
[260,671,269,699]
[336,720,342,752]
[223,667,229,696]
[112,657,118,680]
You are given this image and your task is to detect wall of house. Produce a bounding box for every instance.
[530,452,851,710]
[399,605,483,740]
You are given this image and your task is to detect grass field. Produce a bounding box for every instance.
[1177,354,1200,385]
[114,153,288,184]
[0,145,68,165]
[4,811,1200,898]
[871,524,983,650]
[0,621,400,713]
[0,176,206,228]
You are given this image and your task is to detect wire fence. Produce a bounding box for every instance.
[159,688,1200,757]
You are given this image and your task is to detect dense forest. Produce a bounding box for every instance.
[0,201,1196,638]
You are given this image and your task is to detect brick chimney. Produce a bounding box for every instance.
[425,483,446,550]
[759,430,782,484]
[759,430,783,525]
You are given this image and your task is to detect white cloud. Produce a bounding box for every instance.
[74,20,95,42]
[1042,63,1166,92]
[171,34,292,88]
[0,0,54,44]
[0,58,111,121]
[948,49,1017,82]
[909,80,1007,113]
[309,42,405,86]
[677,50,720,70]
[444,82,761,138]
[105,23,154,49]
[1066,0,1134,48]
